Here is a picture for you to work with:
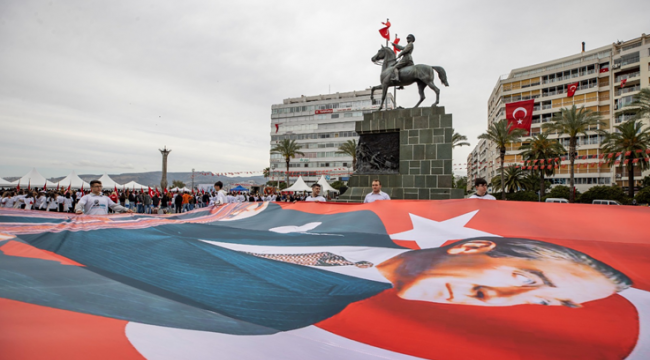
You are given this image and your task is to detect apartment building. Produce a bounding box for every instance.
[469,33,650,193]
[269,89,394,184]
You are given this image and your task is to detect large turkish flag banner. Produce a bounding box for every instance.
[506,99,535,135]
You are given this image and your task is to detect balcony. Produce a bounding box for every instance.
[615,114,635,123]
[616,84,641,96]
[615,72,640,82]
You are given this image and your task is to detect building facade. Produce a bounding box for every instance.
[469,34,650,193]
[270,89,394,184]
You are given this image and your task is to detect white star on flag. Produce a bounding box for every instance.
[517,119,523,124]
[389,210,498,249]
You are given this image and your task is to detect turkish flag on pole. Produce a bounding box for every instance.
[393,34,401,54]
[506,99,535,135]
[620,79,627,88]
[42,183,47,191]
[275,124,280,133]
[27,180,31,191]
[378,20,390,40]
[114,185,118,195]
[148,187,154,197]
[66,184,71,194]
[567,82,579,97]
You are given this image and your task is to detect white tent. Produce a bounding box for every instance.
[58,171,91,189]
[122,180,148,191]
[11,168,58,187]
[170,187,191,192]
[283,176,312,192]
[317,175,339,193]
[98,173,122,190]
[0,177,13,187]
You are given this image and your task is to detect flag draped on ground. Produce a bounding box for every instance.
[0,200,648,360]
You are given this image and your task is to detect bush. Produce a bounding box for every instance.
[542,185,581,202]
[634,187,650,205]
[506,191,539,202]
[579,185,630,205]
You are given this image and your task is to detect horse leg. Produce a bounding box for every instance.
[380,86,389,111]
[413,80,426,108]
[370,85,383,102]
[427,81,440,106]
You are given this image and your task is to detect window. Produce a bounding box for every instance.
[331,114,339,119]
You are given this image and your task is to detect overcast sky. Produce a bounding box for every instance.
[1,0,648,179]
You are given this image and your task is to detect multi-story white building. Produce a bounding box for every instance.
[270,89,394,184]
[469,33,650,193]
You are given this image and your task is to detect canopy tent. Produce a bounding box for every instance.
[317,176,340,193]
[231,185,249,192]
[57,171,91,189]
[11,168,58,188]
[170,187,191,193]
[0,177,13,187]
[283,176,312,192]
[122,181,148,191]
[97,173,122,190]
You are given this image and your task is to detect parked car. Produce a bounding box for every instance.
[592,200,621,205]
[545,198,568,203]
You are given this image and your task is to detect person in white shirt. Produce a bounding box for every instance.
[468,178,496,200]
[226,193,236,204]
[212,181,228,206]
[305,184,327,202]
[57,193,66,212]
[23,193,35,210]
[364,179,391,203]
[35,192,46,210]
[63,193,73,212]
[75,180,133,215]
[46,194,59,211]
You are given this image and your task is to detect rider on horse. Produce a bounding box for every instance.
[390,34,415,84]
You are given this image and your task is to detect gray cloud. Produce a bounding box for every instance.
[1,0,649,178]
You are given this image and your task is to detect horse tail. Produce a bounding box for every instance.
[432,66,449,87]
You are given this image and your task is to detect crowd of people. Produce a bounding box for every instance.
[1,177,494,215]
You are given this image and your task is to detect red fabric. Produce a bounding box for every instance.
[506,99,534,135]
[567,82,579,97]
[379,21,391,40]
[600,67,609,73]
[275,124,279,133]
[0,298,145,360]
[393,36,401,54]
[114,185,118,195]
[148,187,154,197]
[620,79,627,88]
[27,180,31,191]
[0,240,83,266]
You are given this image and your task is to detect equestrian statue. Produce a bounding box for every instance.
[370,34,449,110]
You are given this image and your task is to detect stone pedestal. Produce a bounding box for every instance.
[339,106,464,202]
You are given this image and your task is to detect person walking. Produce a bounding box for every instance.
[174,192,183,213]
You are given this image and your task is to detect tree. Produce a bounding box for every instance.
[599,119,650,197]
[478,120,526,199]
[270,139,304,186]
[171,180,185,188]
[505,191,538,202]
[542,105,603,202]
[452,131,470,148]
[453,176,468,195]
[336,140,357,170]
[518,133,565,198]
[634,186,650,205]
[263,167,270,179]
[579,185,629,205]
[543,185,581,202]
[522,172,552,194]
[490,165,526,194]
[641,176,650,189]
[330,180,348,195]
[629,87,650,121]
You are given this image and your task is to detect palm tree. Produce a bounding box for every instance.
[630,87,650,120]
[336,140,357,170]
[263,167,270,185]
[518,133,565,198]
[542,105,603,202]
[452,131,470,148]
[491,165,526,193]
[478,120,527,200]
[599,120,650,197]
[270,139,305,186]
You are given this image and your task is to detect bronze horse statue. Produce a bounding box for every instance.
[370,46,449,110]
